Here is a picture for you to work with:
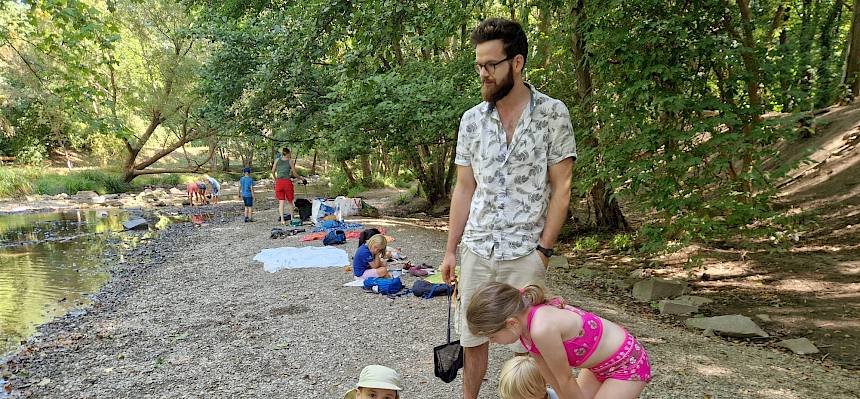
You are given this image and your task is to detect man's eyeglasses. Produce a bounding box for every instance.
[474,56,514,74]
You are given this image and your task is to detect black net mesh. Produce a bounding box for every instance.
[434,341,464,383]
[434,283,463,383]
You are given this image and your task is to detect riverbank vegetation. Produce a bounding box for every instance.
[3,0,860,249]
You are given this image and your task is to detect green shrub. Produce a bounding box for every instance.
[574,236,600,252]
[610,233,633,251]
[347,184,368,198]
[0,167,38,197]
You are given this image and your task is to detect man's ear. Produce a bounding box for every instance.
[514,54,525,74]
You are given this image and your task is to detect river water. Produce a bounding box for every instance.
[0,209,129,356]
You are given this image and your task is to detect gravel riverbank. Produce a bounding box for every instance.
[3,201,858,398]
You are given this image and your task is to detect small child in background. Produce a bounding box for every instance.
[352,234,389,279]
[498,356,559,399]
[239,167,256,222]
[342,365,403,399]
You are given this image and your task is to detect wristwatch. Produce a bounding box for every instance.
[536,244,554,258]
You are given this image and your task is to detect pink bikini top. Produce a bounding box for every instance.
[518,298,604,367]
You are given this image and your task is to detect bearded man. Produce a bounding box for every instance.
[439,17,577,399]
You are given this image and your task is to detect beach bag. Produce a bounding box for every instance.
[323,229,346,245]
[363,277,403,295]
[295,198,312,221]
[412,280,452,299]
[434,283,463,383]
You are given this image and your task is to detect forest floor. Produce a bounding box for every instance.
[553,102,860,370]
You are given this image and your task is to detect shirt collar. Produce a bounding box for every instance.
[481,82,539,115]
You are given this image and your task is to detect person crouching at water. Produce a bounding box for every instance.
[186,181,204,206]
[352,234,390,279]
[467,283,651,399]
[204,174,221,204]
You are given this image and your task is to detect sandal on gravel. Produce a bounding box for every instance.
[409,268,429,277]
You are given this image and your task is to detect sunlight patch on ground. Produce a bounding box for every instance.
[756,388,799,399]
[837,260,860,275]
[693,364,733,377]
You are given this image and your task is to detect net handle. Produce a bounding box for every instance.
[446,283,458,343]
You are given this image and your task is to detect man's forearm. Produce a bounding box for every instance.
[540,188,570,249]
[445,184,473,254]
[540,159,574,248]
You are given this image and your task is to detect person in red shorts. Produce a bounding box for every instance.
[270,147,303,225]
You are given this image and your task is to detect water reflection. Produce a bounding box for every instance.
[0,210,128,355]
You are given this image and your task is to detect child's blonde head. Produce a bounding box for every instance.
[498,356,547,399]
[366,234,387,251]
[466,282,552,337]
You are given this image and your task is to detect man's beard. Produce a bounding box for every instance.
[482,67,514,104]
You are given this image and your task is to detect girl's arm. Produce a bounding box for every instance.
[531,318,586,399]
[271,159,278,178]
[370,254,385,269]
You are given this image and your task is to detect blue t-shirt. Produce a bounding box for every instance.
[353,244,375,277]
[239,176,254,197]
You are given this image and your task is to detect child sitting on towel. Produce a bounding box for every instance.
[498,355,559,399]
[353,234,390,279]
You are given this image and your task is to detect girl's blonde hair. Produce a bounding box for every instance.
[366,234,387,250]
[498,356,547,399]
[466,282,559,336]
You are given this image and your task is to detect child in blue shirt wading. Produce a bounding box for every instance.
[239,167,256,222]
[353,234,390,279]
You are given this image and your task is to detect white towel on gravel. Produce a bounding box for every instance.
[254,246,350,272]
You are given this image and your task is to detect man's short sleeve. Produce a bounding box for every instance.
[455,112,474,166]
[547,101,577,165]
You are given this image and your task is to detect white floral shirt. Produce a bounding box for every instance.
[455,84,576,260]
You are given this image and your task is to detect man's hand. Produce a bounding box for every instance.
[440,252,457,284]
[536,250,550,268]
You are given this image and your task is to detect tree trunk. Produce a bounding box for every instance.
[311,149,318,175]
[846,0,860,96]
[208,134,217,172]
[571,0,628,231]
[340,160,357,185]
[792,0,817,111]
[360,154,373,185]
[815,0,845,108]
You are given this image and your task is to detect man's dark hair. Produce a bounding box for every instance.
[471,18,528,66]
[282,147,291,155]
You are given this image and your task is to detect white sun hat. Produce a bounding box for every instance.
[342,365,403,399]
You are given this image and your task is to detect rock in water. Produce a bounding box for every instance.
[123,218,149,231]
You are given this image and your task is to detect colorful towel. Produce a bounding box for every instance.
[309,221,365,233]
[301,228,386,242]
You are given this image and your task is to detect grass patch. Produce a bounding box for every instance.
[0,167,42,197]
[34,170,133,196]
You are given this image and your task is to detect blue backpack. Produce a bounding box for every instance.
[363,277,403,295]
[323,229,346,245]
[412,280,452,299]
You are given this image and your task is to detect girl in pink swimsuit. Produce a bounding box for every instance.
[467,282,651,399]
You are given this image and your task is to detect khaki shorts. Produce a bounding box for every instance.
[456,246,546,348]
